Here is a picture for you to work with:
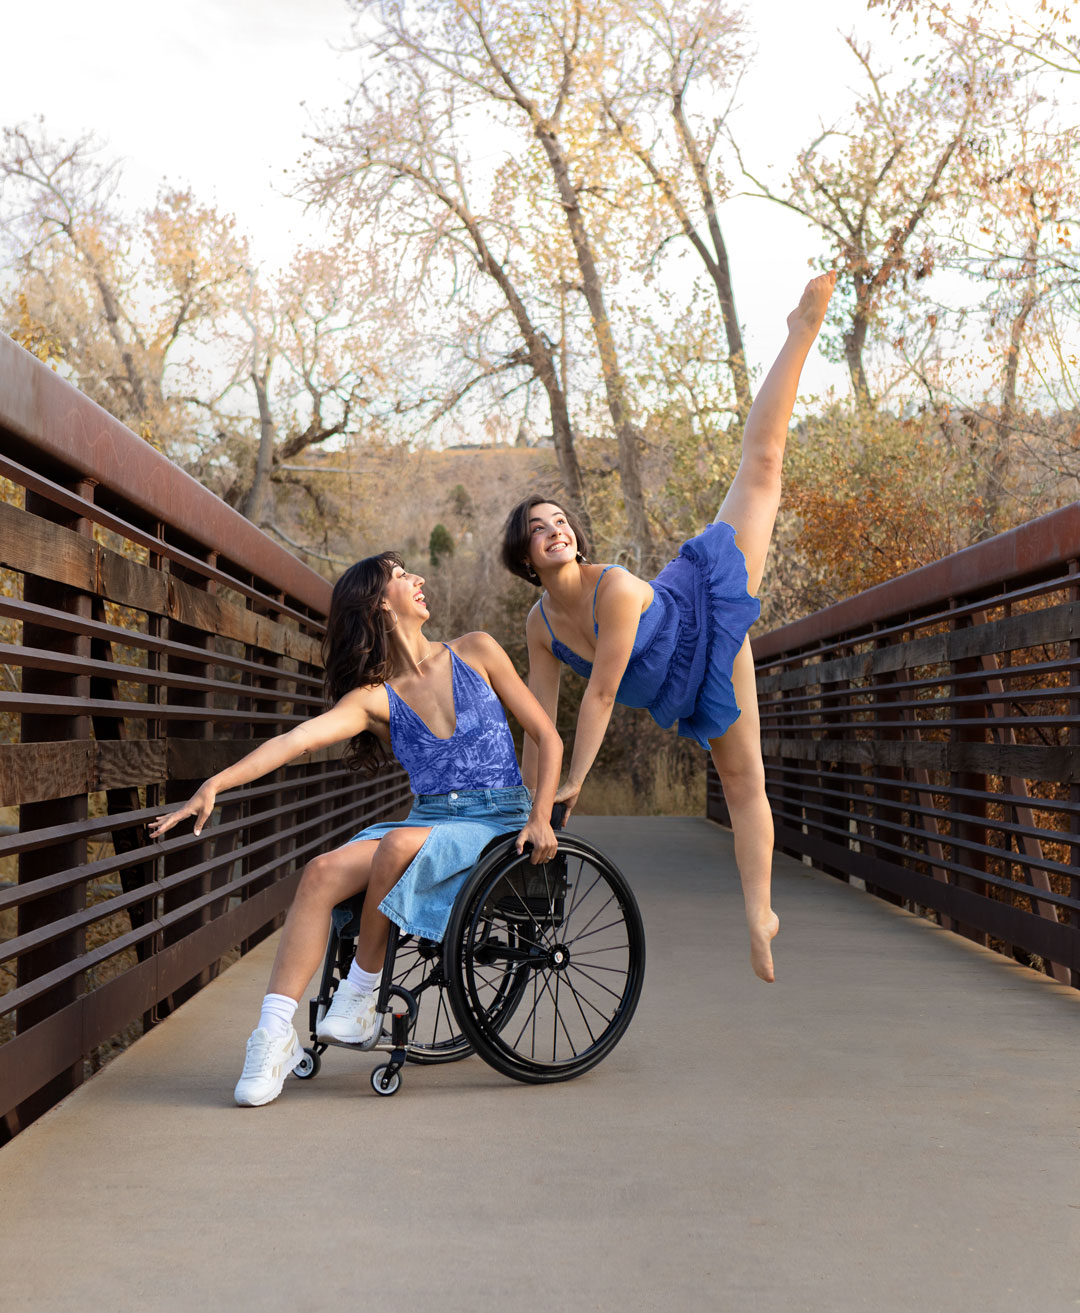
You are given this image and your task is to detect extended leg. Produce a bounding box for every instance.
[709,639,779,982]
[716,271,835,594]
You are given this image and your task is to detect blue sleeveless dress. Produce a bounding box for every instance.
[348,646,532,942]
[538,521,761,750]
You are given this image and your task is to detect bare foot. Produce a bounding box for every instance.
[749,910,780,982]
[787,270,836,339]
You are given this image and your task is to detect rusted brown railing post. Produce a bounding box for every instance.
[15,481,95,1124]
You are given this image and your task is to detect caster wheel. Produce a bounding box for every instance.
[292,1048,321,1080]
[370,1064,401,1096]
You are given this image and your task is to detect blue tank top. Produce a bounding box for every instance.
[535,523,761,748]
[538,566,673,711]
[386,646,523,795]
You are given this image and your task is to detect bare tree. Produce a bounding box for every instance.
[306,76,591,531]
[1,121,383,534]
[346,0,654,559]
[596,0,754,420]
[1,122,245,445]
[735,31,1000,408]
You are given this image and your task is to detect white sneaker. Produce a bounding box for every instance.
[316,982,380,1045]
[234,1026,302,1107]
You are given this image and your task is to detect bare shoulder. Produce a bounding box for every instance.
[596,564,653,611]
[448,630,507,670]
[525,600,548,639]
[338,681,390,723]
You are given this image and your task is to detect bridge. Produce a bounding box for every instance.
[1,334,1078,1309]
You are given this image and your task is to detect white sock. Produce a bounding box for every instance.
[257,993,298,1039]
[345,961,382,996]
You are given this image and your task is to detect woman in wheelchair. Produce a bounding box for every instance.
[150,552,562,1107]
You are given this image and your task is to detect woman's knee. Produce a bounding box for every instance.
[296,848,357,903]
[370,828,427,891]
[712,749,767,808]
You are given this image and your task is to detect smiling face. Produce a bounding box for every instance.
[526,502,578,574]
[383,561,428,623]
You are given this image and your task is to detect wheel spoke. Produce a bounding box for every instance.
[560,867,603,937]
[562,944,629,961]
[562,973,618,1025]
[560,855,589,925]
[546,970,584,1057]
[564,916,627,948]
[564,890,618,943]
[564,960,627,1003]
[559,970,601,1045]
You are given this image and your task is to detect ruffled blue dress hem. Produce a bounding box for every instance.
[656,520,761,750]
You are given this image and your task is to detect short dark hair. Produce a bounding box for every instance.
[501,495,591,586]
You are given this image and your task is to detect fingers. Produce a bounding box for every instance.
[148,809,183,839]
[526,827,558,864]
[148,797,213,841]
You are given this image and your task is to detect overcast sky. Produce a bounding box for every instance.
[0,0,992,398]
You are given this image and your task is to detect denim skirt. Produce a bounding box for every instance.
[348,785,533,942]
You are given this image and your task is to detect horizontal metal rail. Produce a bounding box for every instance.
[708,501,1080,989]
[0,333,409,1142]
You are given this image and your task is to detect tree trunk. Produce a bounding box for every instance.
[394,159,592,535]
[240,365,275,524]
[671,95,753,422]
[843,283,873,410]
[988,227,1039,528]
[533,121,652,562]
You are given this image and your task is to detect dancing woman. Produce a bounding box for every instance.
[501,272,836,984]
[151,553,561,1106]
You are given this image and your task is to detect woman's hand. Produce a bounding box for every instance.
[149,782,218,840]
[515,816,558,865]
[554,779,582,821]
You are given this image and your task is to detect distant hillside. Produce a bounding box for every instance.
[272,443,564,578]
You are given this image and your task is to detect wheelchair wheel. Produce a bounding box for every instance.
[391,934,473,1065]
[445,835,645,1084]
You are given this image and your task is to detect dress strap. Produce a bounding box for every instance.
[592,565,625,634]
[537,596,558,646]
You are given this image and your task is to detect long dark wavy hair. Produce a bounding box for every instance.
[322,551,404,776]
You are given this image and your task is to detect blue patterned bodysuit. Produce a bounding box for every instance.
[349,646,533,942]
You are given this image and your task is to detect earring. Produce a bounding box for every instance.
[385,608,399,630]
[576,551,588,564]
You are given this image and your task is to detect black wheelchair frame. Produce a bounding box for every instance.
[292,817,646,1096]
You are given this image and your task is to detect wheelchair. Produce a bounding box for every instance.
[292,814,646,1096]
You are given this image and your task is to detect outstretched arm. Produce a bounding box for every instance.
[148,688,376,839]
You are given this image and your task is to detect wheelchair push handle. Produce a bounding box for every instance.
[550,801,568,832]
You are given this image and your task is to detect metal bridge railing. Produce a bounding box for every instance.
[708,502,1080,988]
[0,335,410,1141]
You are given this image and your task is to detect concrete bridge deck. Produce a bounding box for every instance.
[2,817,1078,1312]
